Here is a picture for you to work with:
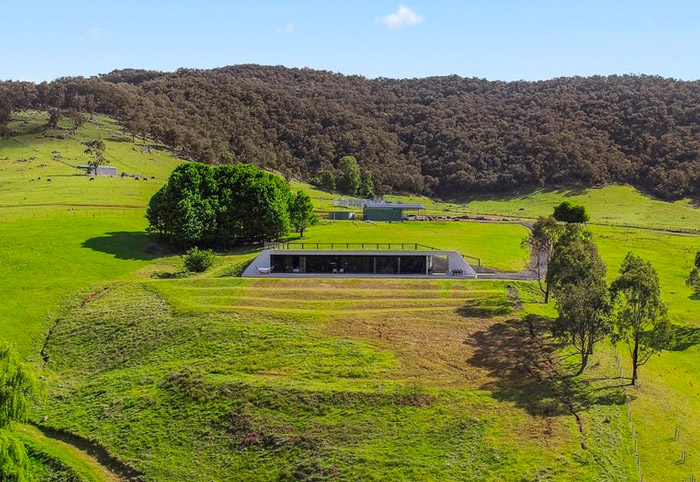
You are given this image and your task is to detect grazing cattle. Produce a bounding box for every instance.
[89,177,95,181]
[47,178,51,182]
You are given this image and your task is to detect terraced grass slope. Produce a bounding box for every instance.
[37,278,635,482]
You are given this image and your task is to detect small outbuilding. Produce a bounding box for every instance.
[329,211,355,220]
[77,165,117,176]
[363,202,425,222]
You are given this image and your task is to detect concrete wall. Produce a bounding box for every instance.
[241,250,271,276]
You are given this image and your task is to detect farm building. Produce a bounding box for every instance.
[363,202,425,221]
[77,165,117,176]
[243,242,477,278]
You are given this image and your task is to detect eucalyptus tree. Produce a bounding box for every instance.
[611,253,673,385]
[522,216,561,303]
[547,225,610,374]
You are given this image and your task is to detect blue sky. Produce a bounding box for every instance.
[2,0,699,82]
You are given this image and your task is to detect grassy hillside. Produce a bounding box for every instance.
[592,226,700,482]
[1,111,699,481]
[37,278,635,482]
[0,112,181,355]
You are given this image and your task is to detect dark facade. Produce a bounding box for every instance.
[271,254,428,275]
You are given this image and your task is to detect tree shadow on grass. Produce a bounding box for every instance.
[81,231,164,260]
[669,325,700,351]
[465,315,626,417]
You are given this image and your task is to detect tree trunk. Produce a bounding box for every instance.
[576,351,589,376]
[544,285,550,304]
[631,336,640,386]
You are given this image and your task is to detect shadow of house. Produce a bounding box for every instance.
[465,315,626,417]
[81,232,162,261]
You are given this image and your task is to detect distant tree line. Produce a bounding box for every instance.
[2,66,700,199]
[147,162,317,247]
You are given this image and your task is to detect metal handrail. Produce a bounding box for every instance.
[263,241,442,251]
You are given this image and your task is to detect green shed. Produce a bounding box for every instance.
[329,211,355,220]
[362,202,425,222]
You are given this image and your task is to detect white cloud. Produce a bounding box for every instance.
[275,22,295,34]
[378,5,423,30]
[85,27,100,37]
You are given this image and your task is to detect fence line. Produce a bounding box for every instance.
[0,208,145,224]
[615,347,643,482]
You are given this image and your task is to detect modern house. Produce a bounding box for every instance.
[363,202,425,221]
[77,165,117,176]
[243,242,477,278]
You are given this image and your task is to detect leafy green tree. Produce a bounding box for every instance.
[336,156,361,195]
[358,170,375,199]
[47,108,61,128]
[546,224,590,289]
[0,93,11,137]
[148,163,291,247]
[611,253,674,385]
[83,139,106,168]
[68,109,86,133]
[289,191,319,237]
[312,170,336,192]
[0,343,37,482]
[686,248,700,296]
[213,164,291,245]
[548,225,610,374]
[553,201,590,223]
[147,163,218,246]
[522,216,561,303]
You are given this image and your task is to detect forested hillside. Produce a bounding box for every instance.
[1,66,700,198]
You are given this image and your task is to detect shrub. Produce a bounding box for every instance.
[553,201,590,223]
[183,247,215,273]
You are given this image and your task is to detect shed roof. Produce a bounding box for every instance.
[363,202,425,210]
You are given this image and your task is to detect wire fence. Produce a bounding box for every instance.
[614,347,695,482]
[0,208,146,224]
[615,347,643,482]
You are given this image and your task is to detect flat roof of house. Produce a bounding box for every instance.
[269,249,455,256]
[363,202,425,209]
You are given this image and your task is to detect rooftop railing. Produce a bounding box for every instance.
[264,241,440,251]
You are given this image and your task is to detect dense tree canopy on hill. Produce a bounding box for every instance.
[1,65,700,199]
